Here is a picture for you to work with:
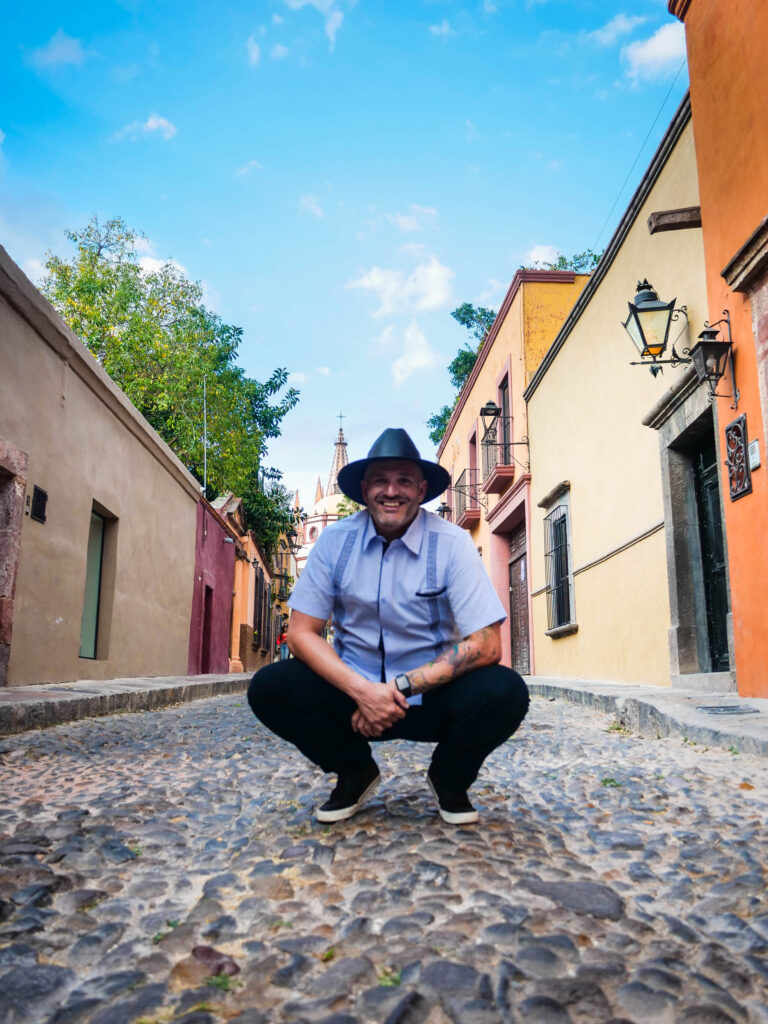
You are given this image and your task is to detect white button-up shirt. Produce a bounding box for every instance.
[288,508,506,704]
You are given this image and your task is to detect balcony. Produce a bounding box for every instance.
[454,468,481,528]
[481,418,516,494]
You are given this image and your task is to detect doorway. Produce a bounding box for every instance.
[691,432,730,672]
[508,522,530,675]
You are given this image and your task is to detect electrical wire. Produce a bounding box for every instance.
[592,58,689,252]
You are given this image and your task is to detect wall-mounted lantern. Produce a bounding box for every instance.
[436,501,451,520]
[622,279,689,376]
[479,400,502,434]
[286,527,300,553]
[689,312,740,409]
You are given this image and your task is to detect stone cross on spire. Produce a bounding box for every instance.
[326,417,349,497]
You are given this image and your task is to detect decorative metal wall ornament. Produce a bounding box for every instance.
[622,280,691,377]
[724,414,752,501]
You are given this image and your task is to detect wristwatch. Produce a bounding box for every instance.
[394,673,414,698]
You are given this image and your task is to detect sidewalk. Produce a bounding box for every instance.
[0,672,252,736]
[2,671,768,755]
[527,676,768,757]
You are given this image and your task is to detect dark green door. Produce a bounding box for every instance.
[692,434,729,672]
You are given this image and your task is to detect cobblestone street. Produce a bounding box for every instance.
[1,692,767,1024]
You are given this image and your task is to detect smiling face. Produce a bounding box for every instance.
[360,459,427,540]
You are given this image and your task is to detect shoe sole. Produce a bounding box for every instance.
[316,773,381,823]
[427,774,479,825]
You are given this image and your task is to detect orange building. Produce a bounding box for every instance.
[670,0,768,695]
[212,493,275,673]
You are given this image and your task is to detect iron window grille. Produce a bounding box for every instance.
[724,414,752,501]
[544,504,572,630]
[454,467,482,519]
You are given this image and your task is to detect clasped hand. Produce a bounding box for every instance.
[351,680,409,737]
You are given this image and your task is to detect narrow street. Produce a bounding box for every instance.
[1,694,767,1024]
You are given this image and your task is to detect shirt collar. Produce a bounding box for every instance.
[361,506,426,555]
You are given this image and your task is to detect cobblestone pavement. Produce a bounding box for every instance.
[1,693,767,1024]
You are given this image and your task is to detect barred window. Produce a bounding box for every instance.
[544,504,573,631]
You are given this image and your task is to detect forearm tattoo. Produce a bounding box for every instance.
[406,626,498,695]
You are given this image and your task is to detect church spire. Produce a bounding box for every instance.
[326,415,349,497]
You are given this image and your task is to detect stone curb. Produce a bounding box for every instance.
[526,677,768,757]
[0,673,252,736]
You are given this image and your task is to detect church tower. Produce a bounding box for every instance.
[326,424,349,497]
[295,419,354,576]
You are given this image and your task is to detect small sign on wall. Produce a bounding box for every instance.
[748,439,761,470]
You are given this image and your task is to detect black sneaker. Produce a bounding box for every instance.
[316,760,381,823]
[427,766,478,824]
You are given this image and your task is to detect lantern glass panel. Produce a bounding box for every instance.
[635,307,672,358]
[623,310,646,357]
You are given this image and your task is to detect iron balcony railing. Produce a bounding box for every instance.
[481,416,516,478]
[454,467,481,520]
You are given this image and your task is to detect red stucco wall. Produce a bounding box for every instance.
[188,502,235,675]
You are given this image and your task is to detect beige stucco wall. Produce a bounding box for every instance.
[0,246,201,685]
[527,119,707,685]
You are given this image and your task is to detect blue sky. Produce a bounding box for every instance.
[1,0,688,507]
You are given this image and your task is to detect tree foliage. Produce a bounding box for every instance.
[426,303,497,446]
[42,216,299,552]
[525,248,602,273]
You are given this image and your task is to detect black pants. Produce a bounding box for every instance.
[248,659,529,791]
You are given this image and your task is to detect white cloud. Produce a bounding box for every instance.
[590,14,647,47]
[247,36,261,65]
[287,372,308,385]
[476,278,506,305]
[22,257,45,282]
[30,29,88,69]
[113,113,177,142]
[371,324,397,352]
[271,43,290,59]
[283,0,347,50]
[348,254,454,318]
[430,20,454,38]
[273,13,284,25]
[133,235,155,254]
[483,0,498,12]
[392,322,440,387]
[236,159,264,175]
[386,204,437,233]
[623,22,686,83]
[524,243,559,267]
[138,255,188,277]
[316,366,332,375]
[300,194,324,218]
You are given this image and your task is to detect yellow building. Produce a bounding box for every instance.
[437,270,589,673]
[525,97,729,689]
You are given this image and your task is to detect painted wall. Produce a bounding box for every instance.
[672,0,768,696]
[0,245,201,685]
[437,271,589,667]
[188,502,234,675]
[527,118,708,685]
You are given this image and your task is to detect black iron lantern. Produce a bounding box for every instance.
[286,528,299,553]
[436,501,451,520]
[479,400,502,435]
[688,311,739,407]
[623,279,676,361]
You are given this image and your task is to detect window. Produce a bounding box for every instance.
[79,512,105,658]
[543,494,576,635]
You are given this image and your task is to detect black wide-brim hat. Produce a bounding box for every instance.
[338,428,451,505]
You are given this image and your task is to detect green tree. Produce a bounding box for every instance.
[525,249,602,273]
[426,303,497,446]
[42,216,299,551]
[336,494,363,519]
